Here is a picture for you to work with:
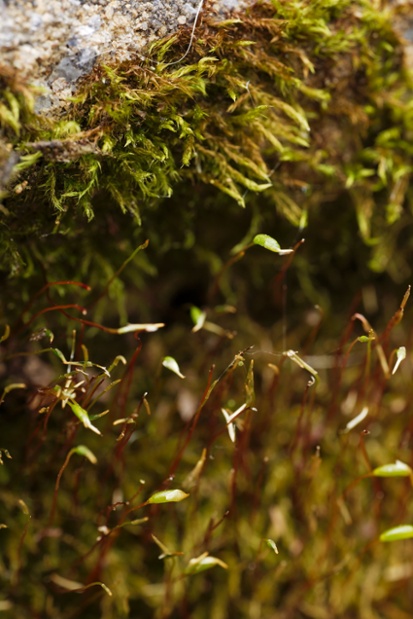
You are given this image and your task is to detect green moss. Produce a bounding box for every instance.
[0,0,413,330]
[2,3,413,617]
[0,0,412,284]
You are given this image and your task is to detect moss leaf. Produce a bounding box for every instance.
[162,356,185,379]
[380,525,413,542]
[147,489,189,504]
[373,460,412,477]
[185,552,228,575]
[68,401,102,436]
[253,234,292,254]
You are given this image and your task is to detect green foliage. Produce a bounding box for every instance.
[1,1,413,617]
[1,242,413,618]
[380,525,413,542]
[373,460,412,478]
[146,489,190,504]
[0,0,412,282]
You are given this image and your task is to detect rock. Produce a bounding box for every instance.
[0,0,254,110]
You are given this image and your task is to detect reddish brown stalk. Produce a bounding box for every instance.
[326,315,357,421]
[11,506,31,591]
[49,450,75,525]
[12,280,91,333]
[207,250,245,304]
[86,240,149,310]
[115,336,143,419]
[167,365,216,479]
[289,379,312,457]
[24,304,87,328]
[380,285,411,346]
[272,237,305,305]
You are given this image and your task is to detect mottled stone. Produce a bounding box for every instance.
[0,0,254,110]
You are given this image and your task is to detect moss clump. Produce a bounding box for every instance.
[0,0,412,285]
[1,2,413,617]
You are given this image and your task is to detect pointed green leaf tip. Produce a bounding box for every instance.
[185,553,228,575]
[71,445,97,465]
[372,460,412,477]
[162,356,185,379]
[147,489,189,504]
[254,234,280,252]
[68,401,102,435]
[190,306,206,332]
[392,346,406,375]
[266,538,279,554]
[380,525,413,542]
[253,234,293,255]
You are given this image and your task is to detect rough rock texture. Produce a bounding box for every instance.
[0,0,253,110]
[394,2,413,67]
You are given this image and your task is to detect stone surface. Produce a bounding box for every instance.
[2,0,412,112]
[393,1,413,68]
[0,0,254,110]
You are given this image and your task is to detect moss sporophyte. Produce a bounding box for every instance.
[1,2,413,617]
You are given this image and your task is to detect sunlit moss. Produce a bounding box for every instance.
[1,6,413,613]
[0,0,412,283]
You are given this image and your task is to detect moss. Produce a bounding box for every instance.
[1,3,413,617]
[0,0,412,286]
[0,0,413,330]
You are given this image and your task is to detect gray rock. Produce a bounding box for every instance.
[0,0,254,110]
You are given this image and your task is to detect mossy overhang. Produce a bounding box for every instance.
[0,0,412,294]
